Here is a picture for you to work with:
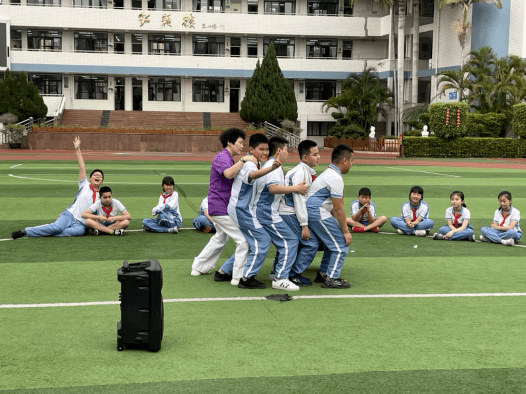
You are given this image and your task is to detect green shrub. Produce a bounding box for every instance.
[512,104,526,137]
[403,129,422,137]
[403,136,526,158]
[428,102,470,140]
[468,112,506,138]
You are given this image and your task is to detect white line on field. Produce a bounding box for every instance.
[9,164,22,169]
[385,166,462,177]
[7,174,207,184]
[3,292,526,309]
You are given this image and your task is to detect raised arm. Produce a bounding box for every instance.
[74,136,86,181]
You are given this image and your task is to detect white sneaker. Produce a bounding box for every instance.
[396,229,405,235]
[168,226,179,234]
[272,278,300,291]
[501,238,515,246]
[479,235,490,242]
[230,278,240,286]
[191,268,203,276]
[414,230,427,237]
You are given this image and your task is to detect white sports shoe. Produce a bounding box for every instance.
[168,226,179,234]
[414,230,427,237]
[272,278,300,291]
[396,229,405,235]
[501,238,515,246]
[230,278,240,286]
[191,268,203,276]
[479,235,490,242]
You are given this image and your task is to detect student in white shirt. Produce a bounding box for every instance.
[142,176,182,234]
[11,137,103,239]
[480,190,522,246]
[390,185,434,237]
[82,186,130,236]
[433,190,474,241]
[193,197,216,233]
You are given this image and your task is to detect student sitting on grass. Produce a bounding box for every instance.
[390,185,434,237]
[347,187,387,233]
[11,136,103,239]
[81,186,130,236]
[480,190,521,246]
[142,176,182,234]
[193,197,215,233]
[433,191,475,242]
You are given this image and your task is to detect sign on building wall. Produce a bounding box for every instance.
[449,92,458,100]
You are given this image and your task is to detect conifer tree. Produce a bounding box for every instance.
[0,69,47,120]
[240,42,298,126]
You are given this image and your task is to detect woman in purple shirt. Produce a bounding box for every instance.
[191,128,257,284]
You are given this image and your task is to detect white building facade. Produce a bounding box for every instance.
[0,0,520,144]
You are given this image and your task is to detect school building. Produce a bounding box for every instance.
[0,0,525,145]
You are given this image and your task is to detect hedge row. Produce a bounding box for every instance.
[403,136,526,158]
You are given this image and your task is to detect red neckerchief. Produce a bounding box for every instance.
[311,175,316,182]
[359,208,366,222]
[102,205,113,219]
[162,192,173,204]
[411,208,417,221]
[453,213,461,228]
[89,185,97,203]
[257,162,261,170]
[500,213,510,226]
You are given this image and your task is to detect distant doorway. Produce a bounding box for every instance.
[229,80,240,113]
[115,77,125,110]
[132,78,142,111]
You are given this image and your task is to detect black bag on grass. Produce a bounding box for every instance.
[117,260,163,352]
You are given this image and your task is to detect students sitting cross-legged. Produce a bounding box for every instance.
[82,186,130,236]
[142,176,182,234]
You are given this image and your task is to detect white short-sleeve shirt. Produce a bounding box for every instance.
[306,164,344,221]
[401,200,430,220]
[254,158,284,225]
[66,177,100,224]
[350,199,377,224]
[88,198,126,219]
[493,206,521,233]
[445,206,470,227]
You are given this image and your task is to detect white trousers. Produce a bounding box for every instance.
[191,215,249,279]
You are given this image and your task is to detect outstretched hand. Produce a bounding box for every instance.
[73,136,81,149]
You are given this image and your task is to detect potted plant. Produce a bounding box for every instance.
[0,113,22,148]
[3,124,26,149]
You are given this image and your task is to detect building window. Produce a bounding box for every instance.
[206,0,225,12]
[230,37,241,57]
[148,77,181,101]
[10,29,22,50]
[192,0,201,10]
[132,34,142,53]
[264,0,295,14]
[114,34,125,54]
[74,75,108,100]
[307,121,334,136]
[306,39,337,59]
[163,0,180,9]
[132,0,142,8]
[263,38,294,58]
[307,0,338,15]
[342,41,352,59]
[27,0,61,6]
[149,35,181,55]
[193,36,225,56]
[28,30,62,51]
[247,37,258,57]
[343,4,352,16]
[75,31,108,52]
[305,80,336,101]
[148,0,155,8]
[248,0,257,13]
[29,74,62,95]
[74,0,107,7]
[193,79,224,102]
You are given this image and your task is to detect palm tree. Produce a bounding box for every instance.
[437,68,472,101]
[438,0,503,66]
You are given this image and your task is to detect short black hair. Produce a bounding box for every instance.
[498,190,512,201]
[219,128,246,148]
[249,133,269,149]
[298,140,317,159]
[90,169,104,180]
[331,144,353,164]
[410,185,424,199]
[162,176,175,186]
[268,136,288,157]
[99,186,112,196]
[358,187,371,197]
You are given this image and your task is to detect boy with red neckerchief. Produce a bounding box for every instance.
[11,137,103,239]
[82,186,130,236]
[142,176,182,234]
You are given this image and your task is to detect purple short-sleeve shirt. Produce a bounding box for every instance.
[208,148,234,216]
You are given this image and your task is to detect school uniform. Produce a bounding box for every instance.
[192,197,215,232]
[25,177,97,237]
[306,164,348,279]
[192,149,249,276]
[252,157,298,280]
[142,191,182,233]
[278,162,319,276]
[87,198,127,226]
[480,206,522,243]
[438,206,474,240]
[390,200,434,234]
[227,159,271,279]
[350,199,378,225]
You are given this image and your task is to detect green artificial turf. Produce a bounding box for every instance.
[1,159,525,392]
